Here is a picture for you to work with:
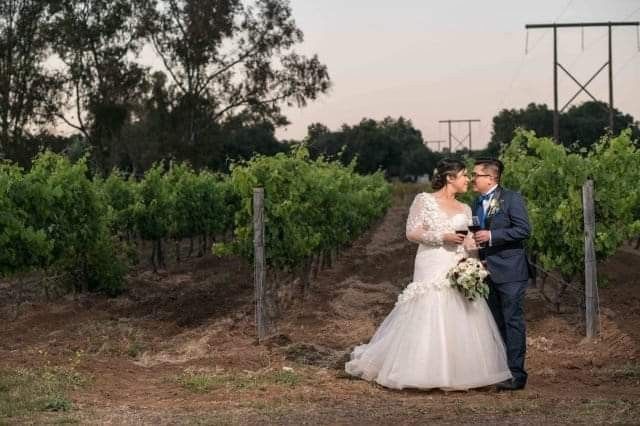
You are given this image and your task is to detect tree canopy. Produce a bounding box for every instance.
[0,0,330,173]
[305,117,441,180]
[487,101,639,156]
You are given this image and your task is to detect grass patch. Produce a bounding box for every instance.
[443,398,542,417]
[126,340,145,358]
[0,366,89,420]
[177,369,301,393]
[76,319,146,357]
[572,399,640,423]
[609,363,640,379]
[177,373,227,393]
[390,181,428,199]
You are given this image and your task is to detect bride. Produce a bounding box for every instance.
[345,159,512,390]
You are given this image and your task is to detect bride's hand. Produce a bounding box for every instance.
[443,233,465,245]
[463,234,478,250]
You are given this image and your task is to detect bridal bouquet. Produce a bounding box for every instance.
[446,258,490,301]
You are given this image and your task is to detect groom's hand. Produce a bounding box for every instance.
[473,230,491,245]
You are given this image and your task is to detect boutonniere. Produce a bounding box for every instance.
[486,198,502,217]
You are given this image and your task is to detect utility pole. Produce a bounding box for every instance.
[525,21,640,144]
[425,140,446,152]
[583,180,599,338]
[438,120,480,152]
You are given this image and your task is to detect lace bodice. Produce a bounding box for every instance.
[405,192,471,246]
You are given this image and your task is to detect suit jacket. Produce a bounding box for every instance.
[474,186,531,284]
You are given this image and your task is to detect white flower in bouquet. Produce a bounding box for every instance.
[446,258,490,301]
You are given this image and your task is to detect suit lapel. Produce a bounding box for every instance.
[486,186,503,229]
[492,186,503,207]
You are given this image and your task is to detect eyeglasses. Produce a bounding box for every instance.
[471,173,496,179]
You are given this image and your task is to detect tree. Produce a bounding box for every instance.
[487,103,553,156]
[488,101,640,156]
[562,101,640,150]
[51,0,149,173]
[306,117,439,180]
[118,70,175,173]
[305,122,344,160]
[141,0,330,148]
[219,115,289,171]
[0,0,60,155]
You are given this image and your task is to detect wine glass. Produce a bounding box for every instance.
[469,216,485,248]
[468,216,481,233]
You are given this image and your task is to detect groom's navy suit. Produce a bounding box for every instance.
[474,186,531,386]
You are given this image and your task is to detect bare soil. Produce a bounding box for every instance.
[1,188,639,424]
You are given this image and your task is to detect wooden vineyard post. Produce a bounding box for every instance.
[582,180,599,338]
[253,188,268,342]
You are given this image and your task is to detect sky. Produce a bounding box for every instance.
[275,0,640,150]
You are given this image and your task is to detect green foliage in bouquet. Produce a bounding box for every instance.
[446,258,490,301]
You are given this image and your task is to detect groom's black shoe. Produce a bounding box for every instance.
[495,379,525,391]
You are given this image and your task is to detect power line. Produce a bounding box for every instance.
[566,4,640,62]
[480,0,576,142]
[614,52,640,76]
[525,0,575,55]
[525,21,640,143]
[614,53,640,107]
[624,5,640,20]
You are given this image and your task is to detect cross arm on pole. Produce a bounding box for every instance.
[526,22,639,29]
[438,120,481,123]
[523,21,639,143]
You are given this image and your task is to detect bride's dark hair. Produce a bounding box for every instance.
[431,158,466,190]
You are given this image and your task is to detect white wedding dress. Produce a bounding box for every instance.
[345,192,512,390]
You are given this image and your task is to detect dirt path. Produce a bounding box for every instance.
[1,188,639,424]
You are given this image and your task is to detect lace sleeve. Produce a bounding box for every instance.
[406,193,443,246]
[464,203,472,223]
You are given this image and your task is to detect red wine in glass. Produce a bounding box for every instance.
[469,216,481,233]
[455,229,469,235]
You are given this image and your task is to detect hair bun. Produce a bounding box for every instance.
[431,158,466,190]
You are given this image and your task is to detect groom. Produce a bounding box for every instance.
[472,158,531,391]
